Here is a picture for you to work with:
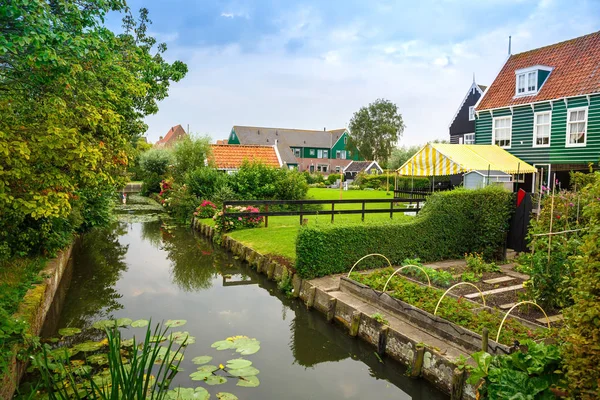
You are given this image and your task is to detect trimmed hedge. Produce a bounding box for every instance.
[355,174,430,190]
[295,186,513,278]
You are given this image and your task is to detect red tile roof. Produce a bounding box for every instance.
[209,144,281,169]
[156,125,187,148]
[477,31,600,111]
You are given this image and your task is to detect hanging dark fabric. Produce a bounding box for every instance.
[507,189,532,253]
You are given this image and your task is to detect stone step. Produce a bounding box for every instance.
[537,314,564,324]
[464,284,524,299]
[483,276,515,285]
[499,302,517,310]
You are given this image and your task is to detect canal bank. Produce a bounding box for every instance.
[193,218,478,399]
[30,216,448,399]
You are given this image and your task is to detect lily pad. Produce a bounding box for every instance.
[192,356,213,365]
[58,327,81,337]
[197,365,219,374]
[154,347,184,364]
[169,331,195,345]
[230,337,260,355]
[216,394,238,400]
[211,340,235,350]
[73,341,104,353]
[205,375,227,385]
[92,320,116,330]
[72,365,92,376]
[165,319,187,328]
[86,354,108,365]
[189,370,212,381]
[166,387,210,400]
[120,338,135,347]
[236,375,260,388]
[228,366,260,377]
[148,335,166,343]
[225,359,252,369]
[131,319,149,328]
[116,318,132,327]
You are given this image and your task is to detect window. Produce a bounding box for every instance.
[335,150,346,159]
[317,149,328,159]
[309,149,316,156]
[566,107,588,147]
[516,71,537,95]
[293,148,301,157]
[344,136,348,144]
[533,111,551,147]
[493,116,512,148]
[464,133,475,145]
[468,106,475,121]
[335,166,340,173]
[317,164,328,173]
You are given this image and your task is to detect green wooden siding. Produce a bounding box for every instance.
[538,70,550,88]
[302,147,329,158]
[228,129,240,144]
[330,132,361,161]
[475,94,600,165]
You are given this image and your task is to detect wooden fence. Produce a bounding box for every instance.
[222,198,423,227]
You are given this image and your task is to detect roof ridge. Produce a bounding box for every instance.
[234,125,346,133]
[512,30,600,57]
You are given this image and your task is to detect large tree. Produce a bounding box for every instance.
[0,0,187,256]
[348,99,405,162]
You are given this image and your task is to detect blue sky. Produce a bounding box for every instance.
[110,0,600,146]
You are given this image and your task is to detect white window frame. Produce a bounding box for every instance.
[565,106,588,148]
[533,111,551,148]
[464,133,475,145]
[343,136,348,144]
[492,116,512,149]
[317,149,328,159]
[516,71,537,96]
[293,148,301,157]
[309,149,316,156]
[468,106,475,121]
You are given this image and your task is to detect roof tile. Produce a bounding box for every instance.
[477,31,600,110]
[209,144,281,169]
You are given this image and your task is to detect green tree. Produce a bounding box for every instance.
[0,1,186,256]
[348,99,405,162]
[172,135,212,181]
[385,145,420,170]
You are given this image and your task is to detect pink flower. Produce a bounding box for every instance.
[238,217,242,221]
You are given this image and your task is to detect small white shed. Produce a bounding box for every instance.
[464,170,512,190]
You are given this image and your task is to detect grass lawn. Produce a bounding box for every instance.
[218,188,416,262]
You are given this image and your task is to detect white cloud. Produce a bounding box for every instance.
[144,0,600,148]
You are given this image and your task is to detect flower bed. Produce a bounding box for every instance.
[213,205,263,234]
[349,268,552,346]
[194,200,217,219]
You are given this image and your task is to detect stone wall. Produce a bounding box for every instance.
[0,244,74,398]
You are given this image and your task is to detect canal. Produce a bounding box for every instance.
[42,213,448,399]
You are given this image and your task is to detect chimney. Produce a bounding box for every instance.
[324,127,326,131]
[508,36,512,56]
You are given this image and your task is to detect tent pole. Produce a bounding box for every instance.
[487,164,491,187]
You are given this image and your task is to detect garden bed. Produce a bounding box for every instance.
[348,268,553,350]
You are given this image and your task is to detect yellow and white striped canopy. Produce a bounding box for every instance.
[397,143,536,177]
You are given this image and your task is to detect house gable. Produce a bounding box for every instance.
[449,81,485,143]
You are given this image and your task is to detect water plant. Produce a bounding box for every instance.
[371,313,389,325]
[23,319,262,400]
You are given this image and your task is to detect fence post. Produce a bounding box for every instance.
[362,201,365,222]
[331,202,335,223]
[299,203,303,225]
[389,200,393,219]
[265,204,269,228]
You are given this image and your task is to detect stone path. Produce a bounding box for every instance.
[483,276,515,285]
[537,314,564,324]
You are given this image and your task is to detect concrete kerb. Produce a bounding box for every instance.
[191,218,477,399]
[0,243,74,399]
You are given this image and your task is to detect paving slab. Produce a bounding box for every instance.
[483,276,515,285]
[537,314,564,324]
[499,302,517,310]
[464,284,524,299]
[499,264,530,280]
[423,259,466,270]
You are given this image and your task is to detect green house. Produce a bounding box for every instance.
[475,32,600,191]
[226,126,362,173]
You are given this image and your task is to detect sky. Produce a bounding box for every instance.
[107,0,600,147]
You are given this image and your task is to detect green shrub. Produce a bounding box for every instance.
[355,174,429,190]
[326,173,341,185]
[465,252,500,274]
[139,149,173,195]
[295,186,513,279]
[186,167,230,200]
[562,172,600,398]
[302,171,325,184]
[229,162,308,200]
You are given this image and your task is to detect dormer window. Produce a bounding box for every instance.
[515,65,552,97]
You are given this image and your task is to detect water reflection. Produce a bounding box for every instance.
[57,224,128,330]
[46,219,447,399]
